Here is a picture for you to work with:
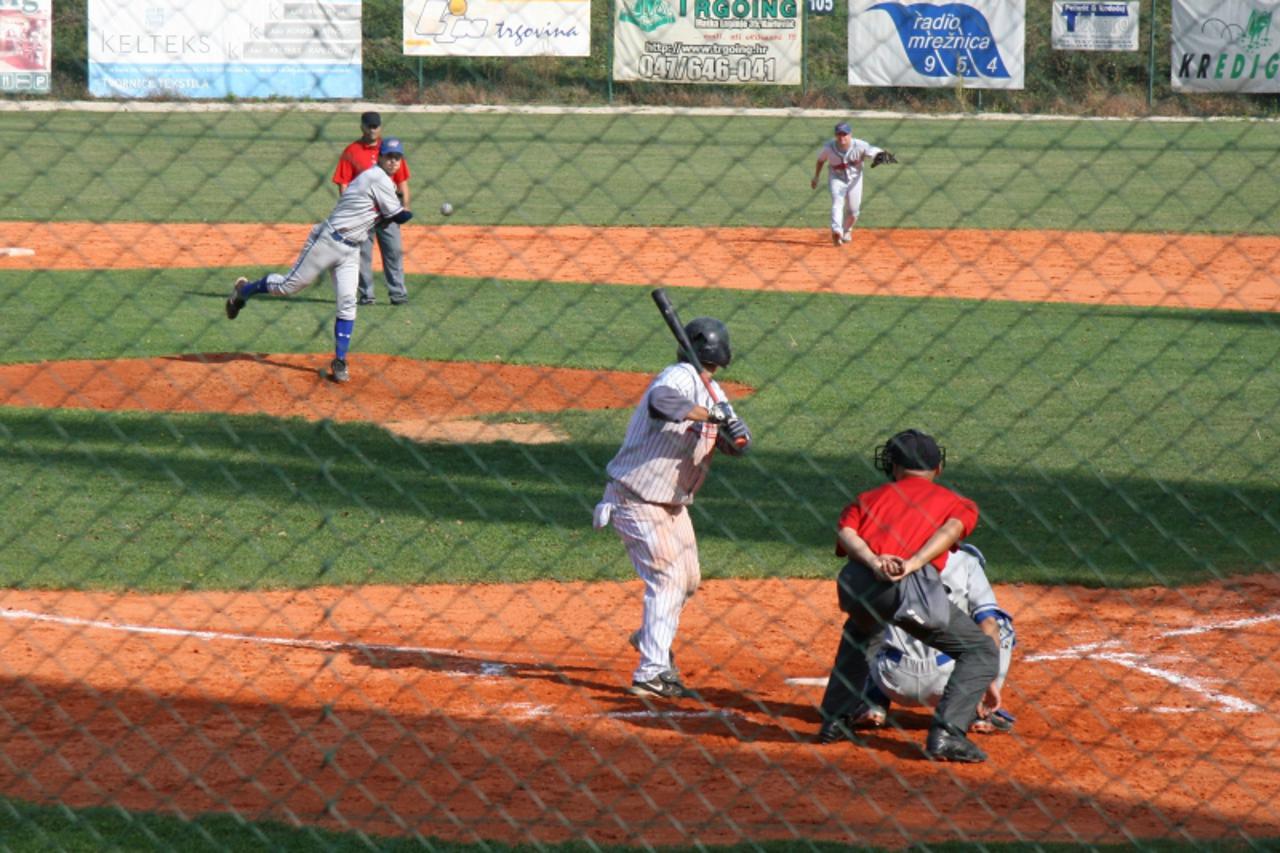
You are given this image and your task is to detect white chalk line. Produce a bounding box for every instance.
[789,615,1278,715]
[0,247,34,257]
[0,608,740,721]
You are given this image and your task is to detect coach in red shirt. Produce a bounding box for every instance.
[817,429,998,763]
[333,111,412,305]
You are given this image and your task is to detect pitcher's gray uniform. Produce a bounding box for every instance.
[810,122,884,245]
[868,543,1016,724]
[262,165,404,316]
[226,138,412,384]
[593,318,749,699]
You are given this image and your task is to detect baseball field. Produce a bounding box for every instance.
[0,107,1277,849]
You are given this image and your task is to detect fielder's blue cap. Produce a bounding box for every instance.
[379,137,405,156]
[834,122,852,135]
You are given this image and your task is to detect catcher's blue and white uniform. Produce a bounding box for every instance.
[868,543,1016,713]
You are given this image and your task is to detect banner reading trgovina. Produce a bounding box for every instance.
[403,0,591,57]
[848,0,1025,89]
[1172,0,1280,92]
[613,0,802,85]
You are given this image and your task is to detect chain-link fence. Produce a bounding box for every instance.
[2,10,1280,849]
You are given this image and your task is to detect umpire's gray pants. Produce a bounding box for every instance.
[819,560,997,736]
[357,221,407,302]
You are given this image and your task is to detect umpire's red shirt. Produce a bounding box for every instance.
[835,476,979,572]
[332,140,411,187]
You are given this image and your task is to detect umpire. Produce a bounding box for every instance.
[817,429,998,763]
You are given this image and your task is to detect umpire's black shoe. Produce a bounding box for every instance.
[925,727,988,763]
[225,277,248,320]
[817,715,866,745]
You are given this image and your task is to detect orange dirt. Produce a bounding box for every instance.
[1,577,1278,847]
[1,222,1276,312]
[0,221,1277,846]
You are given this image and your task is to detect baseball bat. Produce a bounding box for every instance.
[650,288,746,447]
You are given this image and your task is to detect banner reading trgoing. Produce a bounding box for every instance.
[403,0,591,56]
[1172,0,1280,92]
[87,0,363,99]
[612,0,802,85]
[848,0,1025,89]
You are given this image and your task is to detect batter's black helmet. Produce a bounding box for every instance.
[681,317,732,368]
[874,429,946,478]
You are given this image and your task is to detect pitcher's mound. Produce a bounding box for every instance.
[0,353,754,445]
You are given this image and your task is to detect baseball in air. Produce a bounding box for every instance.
[440,202,454,217]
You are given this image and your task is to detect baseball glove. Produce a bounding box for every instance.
[871,150,898,167]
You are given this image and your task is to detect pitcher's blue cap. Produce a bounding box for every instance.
[379,137,405,156]
[834,122,852,135]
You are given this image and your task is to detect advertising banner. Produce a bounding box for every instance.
[613,0,802,86]
[848,0,1025,89]
[0,0,51,93]
[88,0,363,99]
[1051,2,1139,51]
[1172,0,1280,92]
[404,0,590,56]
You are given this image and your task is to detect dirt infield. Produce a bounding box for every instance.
[0,221,1277,845]
[1,221,1277,312]
[1,577,1278,846]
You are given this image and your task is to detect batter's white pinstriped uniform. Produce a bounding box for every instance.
[870,544,1016,710]
[264,167,404,321]
[594,362,725,685]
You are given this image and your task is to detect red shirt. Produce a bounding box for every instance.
[332,140,410,188]
[835,476,979,571]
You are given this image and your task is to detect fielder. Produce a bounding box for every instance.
[810,121,897,246]
[855,542,1017,735]
[225,138,414,384]
[818,429,997,763]
[593,317,751,700]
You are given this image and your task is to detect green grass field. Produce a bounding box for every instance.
[0,107,1277,850]
[0,111,1277,594]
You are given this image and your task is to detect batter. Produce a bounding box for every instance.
[594,317,751,700]
[226,138,413,384]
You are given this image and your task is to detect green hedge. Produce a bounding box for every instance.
[40,0,1280,115]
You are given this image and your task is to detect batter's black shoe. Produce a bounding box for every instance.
[329,358,350,384]
[926,727,987,763]
[629,671,689,700]
[225,277,248,320]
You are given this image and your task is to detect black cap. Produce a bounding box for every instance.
[874,429,945,477]
[361,111,381,128]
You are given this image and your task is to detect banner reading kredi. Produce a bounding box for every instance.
[613,0,802,85]
[1172,0,1280,92]
[0,0,51,93]
[88,0,363,99]
[848,0,1025,89]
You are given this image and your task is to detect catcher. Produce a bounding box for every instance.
[854,542,1017,736]
[810,121,897,246]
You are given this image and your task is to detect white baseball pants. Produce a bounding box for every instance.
[599,482,701,683]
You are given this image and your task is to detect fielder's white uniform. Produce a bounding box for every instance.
[869,544,1016,710]
[593,362,724,684]
[816,137,883,238]
[264,167,405,321]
